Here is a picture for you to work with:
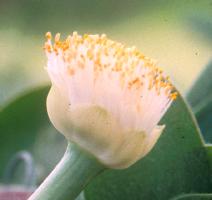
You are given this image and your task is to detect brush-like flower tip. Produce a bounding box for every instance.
[45,32,177,169]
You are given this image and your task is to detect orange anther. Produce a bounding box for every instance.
[68,68,75,76]
[46,32,52,40]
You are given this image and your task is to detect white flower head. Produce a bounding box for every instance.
[44,32,177,169]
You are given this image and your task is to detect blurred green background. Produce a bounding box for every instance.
[0,1,212,199]
[0,0,212,107]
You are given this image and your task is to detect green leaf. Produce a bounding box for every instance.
[186,61,212,109]
[186,61,212,143]
[188,14,212,44]
[171,193,212,200]
[84,96,212,200]
[0,87,211,199]
[205,144,212,172]
[194,97,212,143]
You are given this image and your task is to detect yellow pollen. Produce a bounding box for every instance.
[87,49,93,60]
[46,32,52,40]
[170,92,178,100]
[44,32,178,100]
[43,42,52,53]
[68,68,75,76]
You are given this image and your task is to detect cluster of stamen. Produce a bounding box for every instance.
[44,32,177,100]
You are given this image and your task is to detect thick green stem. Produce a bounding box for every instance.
[29,142,105,200]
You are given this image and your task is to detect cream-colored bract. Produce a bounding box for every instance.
[44,32,177,169]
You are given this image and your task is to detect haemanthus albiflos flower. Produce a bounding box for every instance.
[44,32,177,169]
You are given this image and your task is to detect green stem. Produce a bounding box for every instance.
[29,142,105,200]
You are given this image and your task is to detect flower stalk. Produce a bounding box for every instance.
[29,142,105,200]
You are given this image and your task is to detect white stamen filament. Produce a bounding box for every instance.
[44,32,177,134]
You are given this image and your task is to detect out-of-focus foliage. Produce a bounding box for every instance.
[187,61,212,110]
[172,193,212,200]
[186,13,212,143]
[186,61,212,143]
[188,14,212,45]
[0,86,66,184]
